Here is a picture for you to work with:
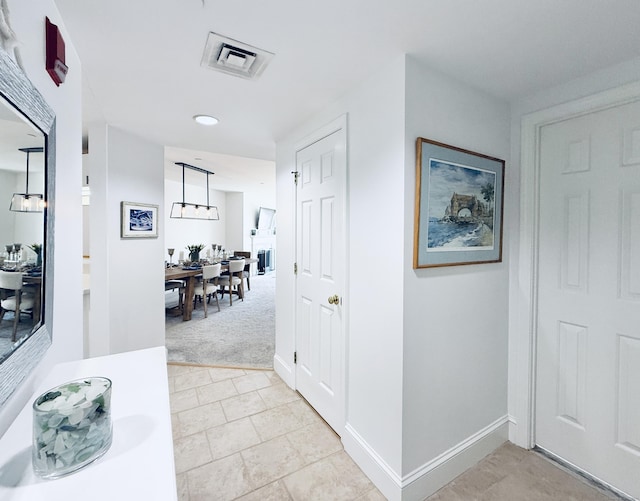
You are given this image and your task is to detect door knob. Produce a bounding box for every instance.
[328,294,340,305]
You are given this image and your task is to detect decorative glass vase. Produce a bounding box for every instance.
[32,377,113,479]
[189,251,200,262]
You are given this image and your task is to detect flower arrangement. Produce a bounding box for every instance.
[28,243,43,266]
[186,244,205,262]
[186,244,204,253]
[28,243,43,254]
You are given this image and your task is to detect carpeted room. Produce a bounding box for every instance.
[165,272,276,369]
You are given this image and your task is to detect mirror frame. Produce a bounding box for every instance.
[0,49,56,408]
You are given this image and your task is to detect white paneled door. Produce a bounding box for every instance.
[295,122,346,435]
[536,100,640,498]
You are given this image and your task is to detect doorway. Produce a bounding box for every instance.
[163,152,277,369]
[518,87,640,500]
[294,116,347,435]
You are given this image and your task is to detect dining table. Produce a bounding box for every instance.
[164,258,258,321]
[164,266,202,321]
[22,273,42,326]
[0,267,42,326]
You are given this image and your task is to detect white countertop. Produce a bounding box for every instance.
[0,346,176,500]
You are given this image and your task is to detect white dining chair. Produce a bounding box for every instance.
[218,259,245,306]
[0,270,35,342]
[193,263,221,317]
[233,251,251,291]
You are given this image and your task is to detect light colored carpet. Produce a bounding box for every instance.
[164,272,275,369]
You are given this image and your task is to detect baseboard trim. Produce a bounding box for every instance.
[342,424,403,501]
[343,415,509,501]
[273,353,294,388]
[507,414,523,446]
[401,416,509,500]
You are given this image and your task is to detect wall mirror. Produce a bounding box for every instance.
[0,50,56,408]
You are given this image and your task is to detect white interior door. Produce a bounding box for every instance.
[536,99,640,498]
[295,123,346,435]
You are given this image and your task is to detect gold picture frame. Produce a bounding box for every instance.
[414,137,505,268]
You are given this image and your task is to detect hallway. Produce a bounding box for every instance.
[168,364,621,500]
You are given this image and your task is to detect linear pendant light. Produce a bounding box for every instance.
[170,162,220,220]
[10,147,45,212]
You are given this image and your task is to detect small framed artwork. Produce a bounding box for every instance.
[121,201,159,239]
[414,137,505,268]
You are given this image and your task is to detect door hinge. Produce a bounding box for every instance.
[291,170,299,185]
[294,351,297,364]
[294,262,297,275]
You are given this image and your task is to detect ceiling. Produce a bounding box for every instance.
[164,147,275,193]
[55,0,640,168]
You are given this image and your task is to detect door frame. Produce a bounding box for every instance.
[512,81,640,449]
[292,114,349,434]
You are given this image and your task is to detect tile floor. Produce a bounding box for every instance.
[168,363,383,500]
[427,442,622,501]
[168,364,622,501]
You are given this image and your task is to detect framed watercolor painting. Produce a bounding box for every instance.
[413,138,505,268]
[121,201,159,238]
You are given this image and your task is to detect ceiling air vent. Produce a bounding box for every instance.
[201,32,274,80]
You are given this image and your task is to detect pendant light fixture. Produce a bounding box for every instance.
[10,147,45,212]
[170,162,220,220]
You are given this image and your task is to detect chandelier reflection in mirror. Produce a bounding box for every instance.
[10,147,45,212]
[170,162,220,220]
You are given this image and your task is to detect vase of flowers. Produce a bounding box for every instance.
[186,244,204,263]
[29,243,43,267]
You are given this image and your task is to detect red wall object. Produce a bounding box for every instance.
[45,17,68,86]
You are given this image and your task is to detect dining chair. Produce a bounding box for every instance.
[233,251,251,291]
[0,270,35,342]
[165,279,185,312]
[193,263,221,317]
[217,259,245,306]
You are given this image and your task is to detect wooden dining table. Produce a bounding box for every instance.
[22,273,42,326]
[164,267,202,321]
[0,268,42,326]
[165,258,259,321]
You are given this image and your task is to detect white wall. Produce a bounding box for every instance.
[163,176,274,260]
[243,184,276,252]
[342,57,407,483]
[0,171,17,246]
[276,55,407,494]
[107,127,165,353]
[86,121,109,357]
[87,125,165,356]
[82,203,89,256]
[276,55,511,500]
[0,0,83,436]
[402,56,510,489]
[164,177,226,261]
[225,191,244,252]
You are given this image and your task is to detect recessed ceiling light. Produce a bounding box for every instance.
[193,114,219,126]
